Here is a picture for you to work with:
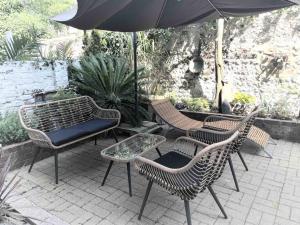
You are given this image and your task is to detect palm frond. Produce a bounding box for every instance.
[2,32,40,61]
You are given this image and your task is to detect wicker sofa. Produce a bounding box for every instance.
[19,96,121,183]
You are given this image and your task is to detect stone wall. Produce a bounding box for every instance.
[0,61,69,115]
[166,6,300,117]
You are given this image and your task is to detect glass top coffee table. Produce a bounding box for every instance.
[100,133,166,196]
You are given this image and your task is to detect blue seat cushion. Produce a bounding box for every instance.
[46,118,117,146]
[155,151,191,169]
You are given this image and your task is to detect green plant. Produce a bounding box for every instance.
[0,149,35,224]
[137,29,173,95]
[182,98,210,112]
[82,30,131,59]
[1,31,40,61]
[165,92,177,105]
[270,100,294,120]
[0,112,29,146]
[39,40,74,60]
[70,54,149,126]
[258,100,295,120]
[47,88,78,101]
[232,92,256,105]
[0,0,73,38]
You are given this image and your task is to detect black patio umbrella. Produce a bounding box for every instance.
[53,0,298,116]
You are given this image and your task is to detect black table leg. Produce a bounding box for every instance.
[127,162,132,197]
[101,161,114,186]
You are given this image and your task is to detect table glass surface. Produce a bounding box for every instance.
[101,133,166,161]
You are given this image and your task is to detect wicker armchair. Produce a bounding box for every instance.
[135,132,239,225]
[187,109,260,192]
[19,96,121,183]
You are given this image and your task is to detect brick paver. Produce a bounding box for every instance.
[7,131,300,225]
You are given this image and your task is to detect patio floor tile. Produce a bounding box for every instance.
[7,131,300,225]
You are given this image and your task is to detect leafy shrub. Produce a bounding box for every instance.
[165,92,177,105]
[0,112,29,146]
[259,100,294,120]
[232,92,256,105]
[47,88,78,101]
[0,0,73,38]
[0,150,27,224]
[70,54,149,126]
[182,98,210,112]
[0,30,40,61]
[82,30,131,58]
[39,40,74,61]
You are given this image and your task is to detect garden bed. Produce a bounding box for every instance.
[181,110,300,143]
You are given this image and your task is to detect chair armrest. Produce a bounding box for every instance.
[187,127,235,145]
[18,108,53,148]
[203,115,242,132]
[175,136,209,148]
[171,136,208,157]
[24,127,53,148]
[94,107,121,121]
[204,115,242,124]
[87,96,121,122]
[135,156,182,174]
[187,127,231,137]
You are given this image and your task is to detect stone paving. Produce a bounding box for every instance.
[7,131,300,225]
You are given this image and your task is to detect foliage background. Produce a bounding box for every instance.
[0,0,73,37]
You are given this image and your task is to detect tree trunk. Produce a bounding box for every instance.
[214,18,225,111]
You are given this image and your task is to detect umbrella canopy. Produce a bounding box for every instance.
[53,0,298,32]
[53,0,298,117]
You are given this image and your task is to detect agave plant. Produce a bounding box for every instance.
[0,146,27,224]
[70,54,149,126]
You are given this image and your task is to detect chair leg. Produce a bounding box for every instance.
[269,138,277,145]
[127,163,132,197]
[237,151,248,171]
[207,186,227,219]
[194,146,198,156]
[184,200,192,225]
[54,150,58,184]
[101,161,114,186]
[257,147,273,159]
[228,156,239,192]
[94,136,97,145]
[162,125,170,137]
[111,129,119,143]
[156,148,162,157]
[138,180,153,220]
[28,148,41,173]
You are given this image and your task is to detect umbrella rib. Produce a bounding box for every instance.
[155,0,168,27]
[207,0,225,17]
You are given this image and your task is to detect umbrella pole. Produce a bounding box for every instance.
[132,32,138,120]
[214,18,225,113]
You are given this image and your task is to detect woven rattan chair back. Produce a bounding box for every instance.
[135,132,238,201]
[20,96,100,133]
[232,109,260,153]
[151,99,203,131]
[202,109,260,153]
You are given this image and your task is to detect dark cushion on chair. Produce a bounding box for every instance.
[155,151,191,169]
[77,118,117,134]
[46,118,117,146]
